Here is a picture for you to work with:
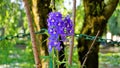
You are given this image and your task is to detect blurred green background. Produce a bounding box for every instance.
[0,0,120,68]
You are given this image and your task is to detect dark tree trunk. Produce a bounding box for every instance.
[77,0,119,68]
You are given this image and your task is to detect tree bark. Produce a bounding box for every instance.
[32,0,51,68]
[77,0,119,68]
[23,0,41,67]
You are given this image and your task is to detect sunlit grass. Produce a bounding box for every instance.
[0,39,120,68]
[99,52,120,68]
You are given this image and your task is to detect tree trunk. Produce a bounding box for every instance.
[77,0,119,68]
[32,0,51,68]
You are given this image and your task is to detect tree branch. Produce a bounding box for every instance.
[23,0,41,68]
[103,0,119,19]
[81,30,100,68]
[68,0,76,65]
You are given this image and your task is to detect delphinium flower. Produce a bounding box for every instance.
[47,12,74,52]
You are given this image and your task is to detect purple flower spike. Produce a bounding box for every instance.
[49,12,62,19]
[47,12,74,52]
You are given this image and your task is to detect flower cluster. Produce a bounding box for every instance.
[47,12,74,52]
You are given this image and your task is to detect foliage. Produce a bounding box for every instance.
[108,3,120,35]
[0,0,28,35]
[99,52,120,68]
[0,39,35,67]
[0,0,34,67]
[75,4,84,34]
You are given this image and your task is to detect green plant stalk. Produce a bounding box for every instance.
[50,48,55,68]
[56,50,59,68]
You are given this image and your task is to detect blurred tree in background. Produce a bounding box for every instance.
[30,0,51,68]
[0,0,27,35]
[77,0,119,68]
[0,0,35,67]
[108,3,120,35]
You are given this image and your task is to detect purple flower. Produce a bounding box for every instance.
[48,12,62,19]
[60,35,66,41]
[48,40,61,52]
[47,12,74,52]
[48,27,58,35]
[49,35,59,41]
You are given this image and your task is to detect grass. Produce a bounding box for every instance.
[99,52,120,68]
[0,39,35,68]
[0,39,120,68]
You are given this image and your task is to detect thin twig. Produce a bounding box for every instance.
[81,30,100,68]
[68,0,76,65]
[23,0,41,68]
